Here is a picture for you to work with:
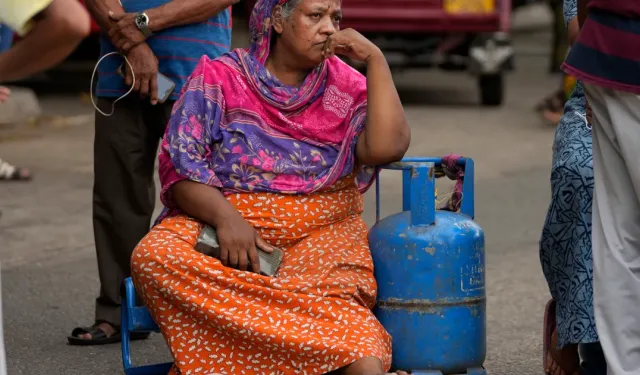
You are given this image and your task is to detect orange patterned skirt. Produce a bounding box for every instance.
[131,185,392,375]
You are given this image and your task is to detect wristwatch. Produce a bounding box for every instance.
[134,12,153,38]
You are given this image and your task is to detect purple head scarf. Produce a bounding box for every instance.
[233,0,329,110]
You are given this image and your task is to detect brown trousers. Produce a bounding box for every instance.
[92,97,173,325]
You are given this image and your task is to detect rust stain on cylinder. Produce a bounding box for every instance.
[378,296,485,311]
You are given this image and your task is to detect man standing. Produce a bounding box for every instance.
[68,0,237,345]
[563,1,640,374]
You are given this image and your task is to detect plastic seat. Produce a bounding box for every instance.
[121,277,172,375]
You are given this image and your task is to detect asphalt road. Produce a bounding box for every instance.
[0,6,561,375]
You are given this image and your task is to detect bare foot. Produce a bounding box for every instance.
[542,109,563,125]
[546,329,579,375]
[77,322,117,340]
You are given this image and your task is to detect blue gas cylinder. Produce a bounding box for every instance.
[369,157,486,375]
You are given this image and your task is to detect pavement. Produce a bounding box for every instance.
[0,5,561,375]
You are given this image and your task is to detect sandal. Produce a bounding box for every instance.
[543,299,580,375]
[536,89,566,113]
[67,321,150,346]
[536,90,565,125]
[0,158,31,181]
[542,109,563,125]
[543,299,556,373]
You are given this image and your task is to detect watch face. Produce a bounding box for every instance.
[135,13,148,28]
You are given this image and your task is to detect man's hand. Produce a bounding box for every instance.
[123,44,159,104]
[108,11,146,54]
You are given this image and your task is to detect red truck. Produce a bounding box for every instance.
[343,0,514,106]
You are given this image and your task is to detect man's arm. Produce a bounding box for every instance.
[84,0,125,32]
[107,0,236,54]
[145,0,238,33]
[0,0,90,82]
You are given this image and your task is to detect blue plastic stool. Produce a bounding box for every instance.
[121,277,172,375]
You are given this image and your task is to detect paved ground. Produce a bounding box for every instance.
[0,6,562,375]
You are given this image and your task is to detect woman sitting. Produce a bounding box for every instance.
[131,0,410,374]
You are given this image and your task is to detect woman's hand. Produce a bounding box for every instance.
[216,213,274,273]
[172,181,275,274]
[322,29,382,63]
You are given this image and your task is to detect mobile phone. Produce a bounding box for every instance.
[118,63,176,104]
[195,225,284,277]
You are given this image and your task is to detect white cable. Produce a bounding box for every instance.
[574,111,592,130]
[90,51,135,117]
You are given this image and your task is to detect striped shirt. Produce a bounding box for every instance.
[563,1,640,94]
[96,0,231,100]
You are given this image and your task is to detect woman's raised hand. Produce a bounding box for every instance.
[322,28,382,63]
[216,213,274,273]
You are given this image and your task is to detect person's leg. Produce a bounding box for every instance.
[68,98,169,344]
[93,97,160,326]
[0,27,31,183]
[549,0,567,74]
[585,84,640,375]
[579,342,607,375]
[540,85,595,375]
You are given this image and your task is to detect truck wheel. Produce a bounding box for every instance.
[478,74,504,107]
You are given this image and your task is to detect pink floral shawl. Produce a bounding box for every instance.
[156,0,373,220]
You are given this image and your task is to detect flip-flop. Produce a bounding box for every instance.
[543,299,580,375]
[541,109,563,125]
[535,89,565,113]
[67,322,150,346]
[543,299,557,373]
